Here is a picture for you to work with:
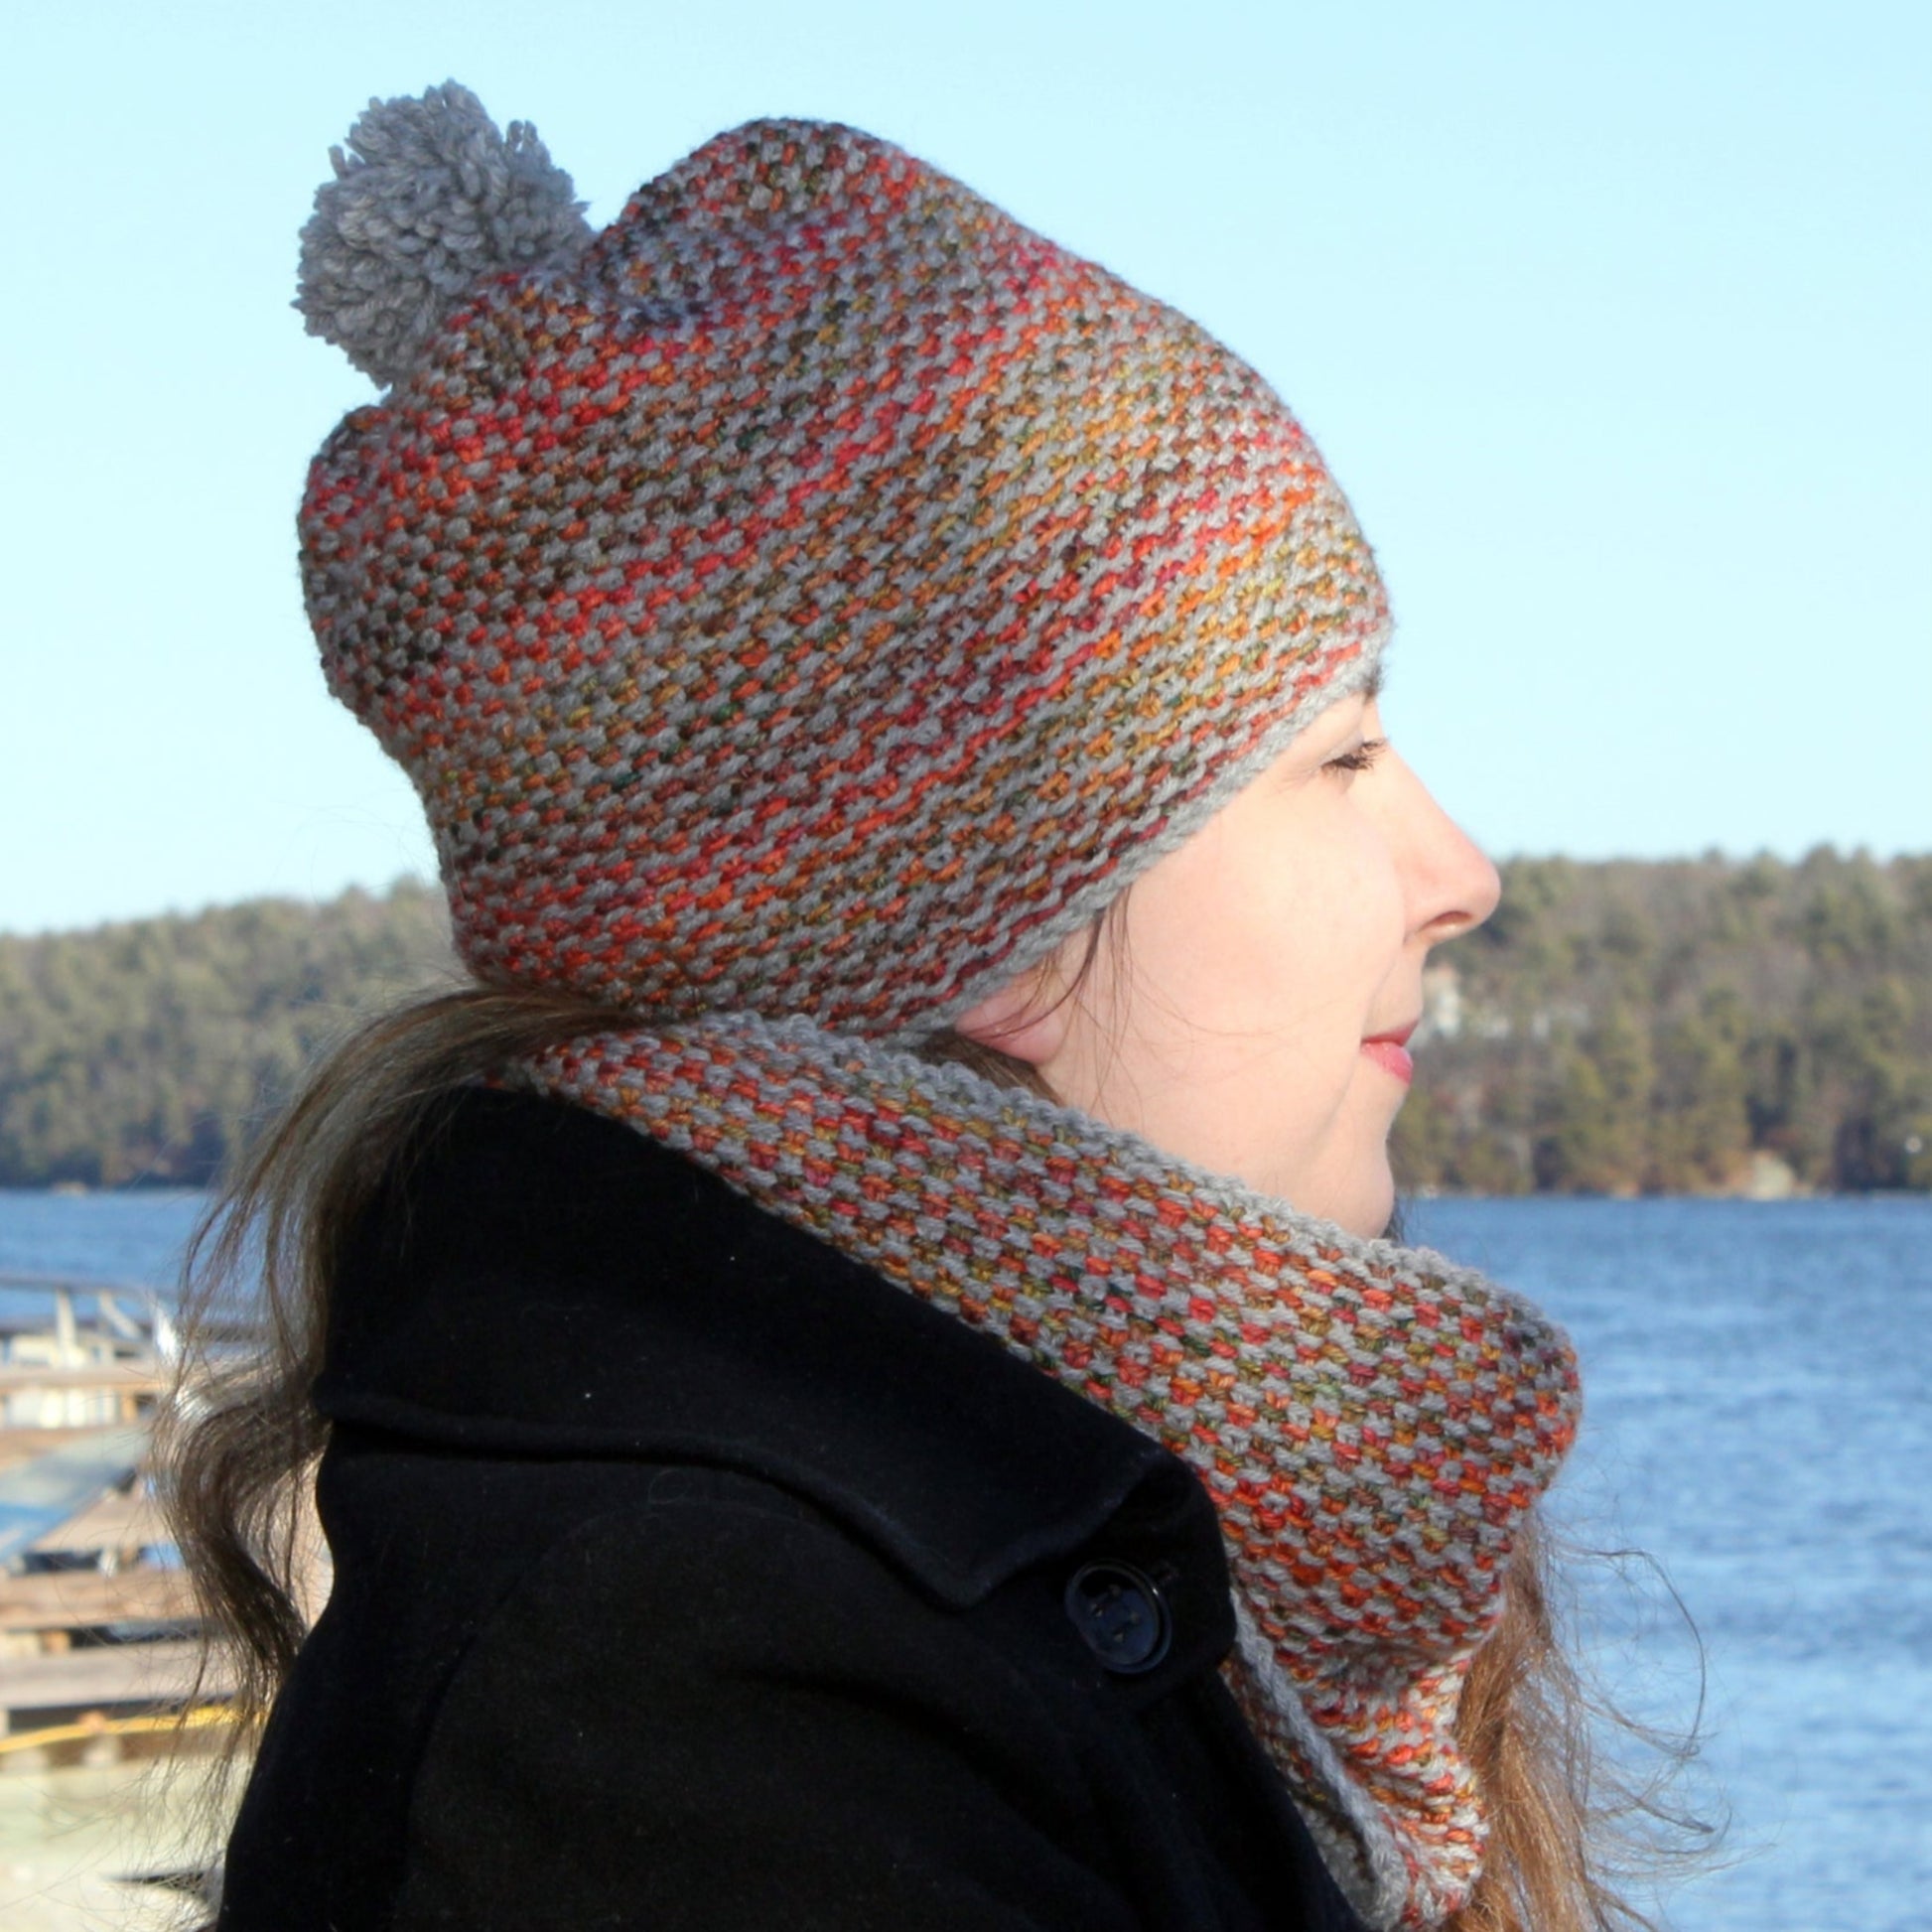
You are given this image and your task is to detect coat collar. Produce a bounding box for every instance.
[316,1086,1207,1611]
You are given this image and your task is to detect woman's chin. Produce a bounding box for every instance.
[1339,1176,1397,1240]
[1282,1153,1395,1239]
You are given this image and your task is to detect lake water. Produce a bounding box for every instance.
[3,1188,1927,1931]
[1407,1196,1932,1932]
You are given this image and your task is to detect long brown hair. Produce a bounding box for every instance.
[165,975,1704,1930]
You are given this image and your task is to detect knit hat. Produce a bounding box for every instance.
[298,82,1391,1038]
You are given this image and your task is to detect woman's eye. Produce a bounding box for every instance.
[1324,739,1387,777]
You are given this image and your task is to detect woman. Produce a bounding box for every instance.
[173,83,1616,1932]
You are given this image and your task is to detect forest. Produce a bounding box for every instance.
[1,850,1927,1194]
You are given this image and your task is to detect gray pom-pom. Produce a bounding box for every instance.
[297,81,592,387]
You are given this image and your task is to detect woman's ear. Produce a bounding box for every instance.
[953,969,1075,1067]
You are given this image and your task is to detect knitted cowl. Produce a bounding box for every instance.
[296,86,1582,1930]
[520,1017,1581,1930]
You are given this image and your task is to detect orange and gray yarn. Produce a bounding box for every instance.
[299,83,1388,1038]
[297,83,1579,1929]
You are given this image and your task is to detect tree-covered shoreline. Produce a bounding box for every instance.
[2,852,1927,1193]
[1393,850,1931,1195]
[0,881,456,1190]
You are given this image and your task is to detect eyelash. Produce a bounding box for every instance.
[1324,738,1387,776]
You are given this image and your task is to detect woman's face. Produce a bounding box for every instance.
[958,685,1500,1235]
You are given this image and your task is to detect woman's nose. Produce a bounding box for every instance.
[1425,833,1502,946]
[1392,759,1501,946]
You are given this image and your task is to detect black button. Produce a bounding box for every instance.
[1064,1561,1172,1675]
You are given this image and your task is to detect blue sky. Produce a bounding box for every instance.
[4,0,1927,934]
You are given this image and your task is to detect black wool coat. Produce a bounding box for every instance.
[217,1087,1369,1932]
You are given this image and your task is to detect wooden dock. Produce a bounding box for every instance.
[0,1278,240,1751]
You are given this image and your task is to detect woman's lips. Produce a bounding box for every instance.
[1360,1025,1416,1085]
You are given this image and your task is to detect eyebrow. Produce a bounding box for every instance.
[1361,664,1385,703]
